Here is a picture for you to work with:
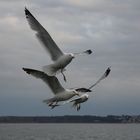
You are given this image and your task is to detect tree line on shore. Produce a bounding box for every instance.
[0,115,140,123]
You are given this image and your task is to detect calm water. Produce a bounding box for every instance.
[0,123,140,140]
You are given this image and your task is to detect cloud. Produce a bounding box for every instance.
[0,0,140,115]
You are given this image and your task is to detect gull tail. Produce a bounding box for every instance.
[43,98,60,109]
[43,64,67,82]
[43,97,56,106]
[42,64,58,76]
[68,99,81,111]
[43,98,52,105]
[72,102,80,111]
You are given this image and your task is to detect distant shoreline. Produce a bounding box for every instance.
[0,115,140,123]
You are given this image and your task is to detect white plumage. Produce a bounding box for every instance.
[25,8,92,81]
[23,68,80,108]
[23,7,111,111]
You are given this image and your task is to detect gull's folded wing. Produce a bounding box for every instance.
[23,68,65,94]
[64,96,84,105]
[25,8,63,61]
[69,97,82,103]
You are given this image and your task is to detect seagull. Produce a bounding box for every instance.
[24,7,92,81]
[69,94,89,111]
[22,68,80,108]
[61,67,111,111]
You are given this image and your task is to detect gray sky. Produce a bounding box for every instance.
[0,0,140,116]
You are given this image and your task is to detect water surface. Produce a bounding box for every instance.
[0,123,140,140]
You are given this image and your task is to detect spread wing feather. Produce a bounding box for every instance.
[25,8,63,61]
[23,68,65,94]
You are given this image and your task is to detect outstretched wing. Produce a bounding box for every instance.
[75,88,92,93]
[23,68,65,94]
[89,67,111,89]
[25,8,64,61]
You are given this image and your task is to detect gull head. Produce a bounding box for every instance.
[70,53,75,59]
[63,53,75,63]
[83,94,89,99]
[67,53,75,59]
[79,94,89,102]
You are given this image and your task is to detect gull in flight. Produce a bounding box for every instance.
[24,8,92,81]
[60,67,111,111]
[22,68,80,108]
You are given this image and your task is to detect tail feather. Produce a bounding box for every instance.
[72,102,80,111]
[63,100,81,111]
[42,64,57,76]
[43,65,66,77]
[43,97,55,105]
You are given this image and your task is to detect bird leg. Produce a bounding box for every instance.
[47,101,59,109]
[61,69,66,82]
[77,104,81,111]
[48,102,54,106]
[48,101,56,106]
[51,103,60,109]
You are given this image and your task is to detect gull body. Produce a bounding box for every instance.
[44,89,79,105]
[22,68,79,108]
[43,53,74,76]
[70,94,89,111]
[24,8,92,81]
[52,53,74,69]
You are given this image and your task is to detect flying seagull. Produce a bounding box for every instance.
[69,94,89,111]
[61,67,111,111]
[24,8,92,81]
[22,68,80,108]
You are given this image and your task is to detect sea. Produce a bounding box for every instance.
[0,123,140,140]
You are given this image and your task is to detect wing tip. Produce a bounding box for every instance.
[22,67,31,74]
[25,6,27,11]
[24,7,31,18]
[105,66,111,77]
[87,49,92,54]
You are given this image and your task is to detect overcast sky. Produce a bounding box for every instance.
[0,0,140,116]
